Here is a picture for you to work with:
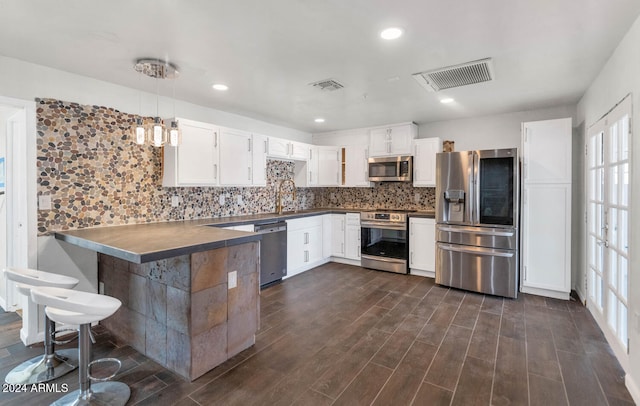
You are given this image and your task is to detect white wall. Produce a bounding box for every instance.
[0,55,312,143]
[418,104,577,151]
[577,13,640,403]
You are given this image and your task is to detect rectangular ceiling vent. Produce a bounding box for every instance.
[412,58,494,92]
[309,78,345,91]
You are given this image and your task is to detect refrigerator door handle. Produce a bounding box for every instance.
[437,226,515,237]
[438,243,514,258]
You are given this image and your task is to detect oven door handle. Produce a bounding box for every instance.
[437,243,514,258]
[361,221,406,230]
[361,254,406,264]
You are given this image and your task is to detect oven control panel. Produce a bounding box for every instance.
[360,211,407,223]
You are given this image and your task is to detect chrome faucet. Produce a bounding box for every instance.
[276,179,297,215]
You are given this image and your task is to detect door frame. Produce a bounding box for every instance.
[0,95,37,340]
[585,94,632,372]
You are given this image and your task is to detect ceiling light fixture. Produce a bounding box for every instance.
[314,118,325,123]
[212,83,229,91]
[380,27,403,40]
[132,58,181,147]
[440,98,455,104]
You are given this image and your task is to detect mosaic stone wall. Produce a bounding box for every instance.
[36,98,315,235]
[36,98,435,235]
[316,183,435,211]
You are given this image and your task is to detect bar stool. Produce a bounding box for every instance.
[31,286,130,406]
[3,268,80,385]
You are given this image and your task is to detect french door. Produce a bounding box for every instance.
[586,95,631,366]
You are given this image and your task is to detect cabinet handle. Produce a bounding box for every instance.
[357,248,360,258]
[411,251,414,264]
[309,171,313,183]
[248,167,251,181]
[214,164,218,180]
[214,132,218,147]
[304,232,309,244]
[309,149,313,160]
[341,242,344,254]
[304,250,309,262]
[248,138,252,152]
[264,139,268,152]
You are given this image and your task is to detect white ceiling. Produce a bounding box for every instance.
[1,0,639,133]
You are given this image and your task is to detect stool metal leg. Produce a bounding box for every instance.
[4,316,77,384]
[52,324,130,406]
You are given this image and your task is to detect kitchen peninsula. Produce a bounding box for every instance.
[55,219,262,381]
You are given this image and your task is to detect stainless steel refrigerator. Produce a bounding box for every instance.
[435,148,519,298]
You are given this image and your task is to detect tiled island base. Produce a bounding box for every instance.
[98,242,259,381]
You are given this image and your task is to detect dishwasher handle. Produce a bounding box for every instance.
[254,222,287,234]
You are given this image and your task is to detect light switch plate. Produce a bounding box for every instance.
[236,195,243,205]
[171,195,180,207]
[219,195,225,205]
[228,271,237,289]
[38,194,52,210]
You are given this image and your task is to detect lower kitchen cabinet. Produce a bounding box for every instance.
[330,214,346,257]
[286,216,325,278]
[409,217,436,277]
[329,213,361,261]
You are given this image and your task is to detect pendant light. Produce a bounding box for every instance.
[132,58,180,147]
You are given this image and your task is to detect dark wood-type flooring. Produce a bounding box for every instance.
[0,263,635,405]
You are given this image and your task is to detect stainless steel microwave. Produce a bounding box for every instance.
[368,156,413,182]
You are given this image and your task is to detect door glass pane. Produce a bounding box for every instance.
[610,166,618,205]
[620,209,628,253]
[597,274,603,309]
[620,255,628,301]
[621,116,629,160]
[609,250,617,291]
[597,132,604,165]
[608,294,617,331]
[621,163,629,206]
[619,302,627,349]
[610,122,619,163]
[609,208,618,247]
[478,157,514,225]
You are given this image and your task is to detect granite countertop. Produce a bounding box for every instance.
[55,208,435,264]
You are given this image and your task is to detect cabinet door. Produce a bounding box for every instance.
[344,145,371,187]
[522,118,572,184]
[331,214,345,257]
[286,228,305,277]
[369,128,391,156]
[322,214,332,259]
[252,133,268,186]
[290,142,310,161]
[345,225,361,260]
[308,147,319,186]
[389,124,414,155]
[166,120,219,186]
[219,128,252,185]
[267,137,290,159]
[317,147,340,186]
[409,217,435,272]
[521,184,571,293]
[413,137,441,187]
[306,224,323,264]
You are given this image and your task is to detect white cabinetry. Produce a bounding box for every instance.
[330,214,346,257]
[413,137,441,187]
[219,128,253,186]
[369,123,417,157]
[343,145,371,187]
[251,133,268,186]
[163,119,219,187]
[316,146,341,186]
[409,217,436,277]
[267,137,309,161]
[344,213,361,260]
[286,216,326,278]
[520,118,572,299]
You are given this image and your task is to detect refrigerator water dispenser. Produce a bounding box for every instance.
[444,189,465,222]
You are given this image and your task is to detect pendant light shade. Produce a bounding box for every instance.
[132,58,181,147]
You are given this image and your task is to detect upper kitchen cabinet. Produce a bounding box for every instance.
[219,128,253,186]
[343,145,371,187]
[316,146,341,186]
[522,118,572,184]
[267,137,309,161]
[163,118,220,187]
[369,123,417,157]
[218,128,268,186]
[413,137,441,187]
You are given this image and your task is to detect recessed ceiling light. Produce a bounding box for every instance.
[440,98,455,104]
[380,27,403,40]
[212,83,228,91]
[314,118,325,123]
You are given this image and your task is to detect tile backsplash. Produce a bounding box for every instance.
[36,98,434,235]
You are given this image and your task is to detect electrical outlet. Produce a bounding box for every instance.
[237,195,243,205]
[414,193,421,203]
[38,194,52,210]
[171,195,179,207]
[219,195,225,205]
[228,271,237,289]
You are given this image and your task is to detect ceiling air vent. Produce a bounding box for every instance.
[412,58,494,92]
[309,78,345,91]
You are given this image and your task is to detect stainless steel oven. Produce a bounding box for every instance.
[360,210,409,274]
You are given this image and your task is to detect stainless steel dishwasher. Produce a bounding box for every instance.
[254,221,287,287]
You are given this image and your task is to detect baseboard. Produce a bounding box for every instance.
[520,286,570,300]
[410,269,435,279]
[330,257,361,266]
[626,373,640,405]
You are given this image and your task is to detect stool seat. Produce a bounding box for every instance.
[30,287,121,324]
[2,268,80,385]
